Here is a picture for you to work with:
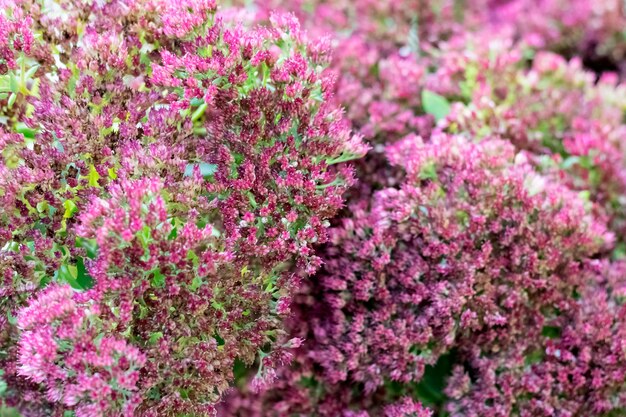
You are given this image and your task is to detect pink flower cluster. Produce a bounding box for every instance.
[17,284,145,417]
[0,0,365,415]
[0,7,33,73]
[437,43,626,243]
[219,134,608,416]
[217,1,626,417]
[5,0,626,416]
[446,261,626,417]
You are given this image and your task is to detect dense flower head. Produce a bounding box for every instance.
[16,284,145,417]
[446,260,626,417]
[5,0,626,416]
[218,134,608,415]
[0,1,365,414]
[321,134,605,388]
[484,0,626,73]
[0,7,34,74]
[436,38,626,247]
[72,176,329,415]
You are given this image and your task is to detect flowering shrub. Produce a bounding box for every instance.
[4,0,626,416]
[437,42,626,245]
[217,1,626,417]
[0,0,365,415]
[446,261,626,417]
[219,134,608,416]
[17,284,145,417]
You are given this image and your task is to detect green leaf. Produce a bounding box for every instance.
[7,93,17,108]
[613,242,626,260]
[151,269,165,288]
[419,161,438,181]
[24,65,39,80]
[76,237,98,259]
[456,210,470,228]
[0,406,22,417]
[57,263,83,289]
[211,300,226,312]
[413,350,455,406]
[578,190,591,202]
[213,331,225,346]
[190,275,203,291]
[541,325,562,339]
[67,71,78,99]
[63,200,77,219]
[232,358,250,385]
[422,89,451,121]
[7,311,17,326]
[9,74,18,94]
[525,349,544,365]
[15,122,36,138]
[191,102,207,121]
[75,257,94,289]
[246,192,257,209]
[87,165,101,187]
[190,97,204,106]
[561,156,580,170]
[148,332,163,345]
[184,162,217,178]
[138,225,151,246]
[36,201,49,213]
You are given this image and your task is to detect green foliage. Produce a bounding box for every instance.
[422,90,451,121]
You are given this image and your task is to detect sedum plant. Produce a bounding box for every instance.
[219,134,609,417]
[217,2,626,417]
[0,1,365,415]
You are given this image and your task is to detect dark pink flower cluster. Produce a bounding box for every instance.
[5,0,626,416]
[219,134,608,416]
[217,1,626,417]
[446,261,626,417]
